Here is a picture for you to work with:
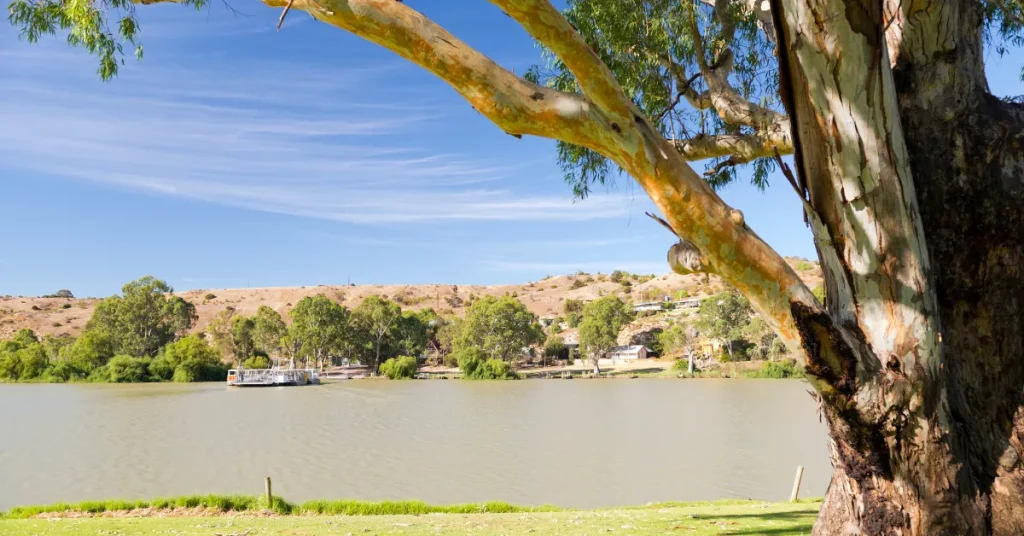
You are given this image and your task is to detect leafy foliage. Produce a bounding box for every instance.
[543,336,568,360]
[104,355,151,383]
[252,306,287,357]
[7,0,207,80]
[379,355,418,380]
[456,347,519,380]
[578,296,634,371]
[289,295,348,369]
[242,355,272,369]
[231,316,257,363]
[526,0,780,195]
[453,296,543,362]
[0,277,222,383]
[350,295,403,370]
[695,291,753,360]
[658,322,695,357]
[743,359,800,378]
[84,276,196,358]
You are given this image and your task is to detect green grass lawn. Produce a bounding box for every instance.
[0,500,820,535]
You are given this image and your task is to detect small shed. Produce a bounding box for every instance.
[606,345,649,363]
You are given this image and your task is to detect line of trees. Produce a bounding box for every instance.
[0,277,224,383]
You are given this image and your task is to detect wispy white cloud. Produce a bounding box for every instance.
[481,259,666,275]
[0,46,631,224]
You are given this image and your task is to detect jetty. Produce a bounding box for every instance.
[226,368,320,387]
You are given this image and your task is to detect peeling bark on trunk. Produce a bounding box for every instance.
[773,1,1024,534]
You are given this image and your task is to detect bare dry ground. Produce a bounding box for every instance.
[0,258,822,340]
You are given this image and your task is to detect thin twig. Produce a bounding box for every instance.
[773,148,813,224]
[994,0,1024,27]
[704,155,743,177]
[773,148,804,201]
[276,0,295,31]
[656,71,702,123]
[645,211,678,236]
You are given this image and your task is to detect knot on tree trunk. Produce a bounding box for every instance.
[668,240,707,274]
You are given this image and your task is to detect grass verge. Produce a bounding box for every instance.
[0,496,558,519]
[0,497,821,535]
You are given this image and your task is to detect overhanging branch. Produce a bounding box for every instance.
[686,11,785,129]
[489,0,637,124]
[671,125,792,162]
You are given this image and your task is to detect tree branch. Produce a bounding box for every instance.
[221,0,615,151]
[488,0,637,124]
[670,124,792,162]
[685,11,785,128]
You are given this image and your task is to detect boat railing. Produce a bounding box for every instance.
[227,368,316,385]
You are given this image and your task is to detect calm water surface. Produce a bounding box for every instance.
[0,380,831,510]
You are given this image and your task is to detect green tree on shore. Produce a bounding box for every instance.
[454,296,543,362]
[578,296,633,375]
[252,306,287,360]
[289,295,347,371]
[351,295,402,370]
[84,277,197,357]
[695,292,752,361]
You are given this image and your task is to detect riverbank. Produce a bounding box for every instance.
[0,496,821,535]
[413,358,801,380]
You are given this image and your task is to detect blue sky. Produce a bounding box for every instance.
[1,3,1021,298]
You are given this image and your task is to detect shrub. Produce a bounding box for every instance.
[42,361,86,382]
[379,355,418,379]
[566,312,581,328]
[550,322,563,335]
[242,355,271,369]
[746,359,800,379]
[563,299,584,315]
[794,260,815,272]
[569,279,587,290]
[455,348,517,379]
[51,322,62,327]
[173,359,229,382]
[148,356,176,381]
[61,303,72,309]
[105,355,152,383]
[479,358,517,379]
[163,334,221,365]
[455,347,487,377]
[204,293,217,301]
[610,270,627,283]
[543,337,567,360]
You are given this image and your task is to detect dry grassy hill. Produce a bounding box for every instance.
[0,258,822,340]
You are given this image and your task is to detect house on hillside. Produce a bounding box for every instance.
[673,297,703,310]
[633,302,663,313]
[605,345,649,363]
[561,330,579,347]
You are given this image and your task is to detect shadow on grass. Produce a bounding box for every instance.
[722,525,814,535]
[677,509,816,535]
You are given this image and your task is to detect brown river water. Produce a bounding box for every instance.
[0,379,832,511]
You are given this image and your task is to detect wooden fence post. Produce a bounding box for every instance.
[265,476,273,508]
[790,466,804,501]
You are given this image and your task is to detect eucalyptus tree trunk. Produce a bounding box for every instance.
[772,1,1024,533]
